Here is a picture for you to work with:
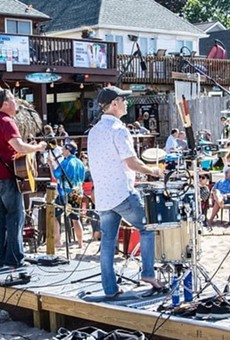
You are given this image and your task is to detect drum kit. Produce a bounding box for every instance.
[132,146,205,292]
[119,144,224,298]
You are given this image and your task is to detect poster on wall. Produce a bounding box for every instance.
[137,103,159,133]
[73,41,107,68]
[0,35,30,65]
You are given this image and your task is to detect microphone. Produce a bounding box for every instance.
[17,105,37,113]
[135,43,147,71]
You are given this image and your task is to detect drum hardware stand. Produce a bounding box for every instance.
[182,155,229,301]
[116,242,141,285]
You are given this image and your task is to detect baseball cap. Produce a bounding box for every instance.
[97,86,132,106]
[64,141,78,154]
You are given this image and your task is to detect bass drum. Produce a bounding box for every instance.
[155,221,200,263]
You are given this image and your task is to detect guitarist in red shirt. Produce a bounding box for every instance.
[0,88,46,268]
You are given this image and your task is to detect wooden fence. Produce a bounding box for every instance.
[156,95,229,147]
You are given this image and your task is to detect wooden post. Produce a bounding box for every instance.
[46,185,56,254]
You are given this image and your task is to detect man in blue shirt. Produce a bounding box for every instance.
[48,141,85,247]
[208,168,230,226]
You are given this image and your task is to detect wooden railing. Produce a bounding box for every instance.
[117,54,230,86]
[3,33,229,86]
[29,35,117,69]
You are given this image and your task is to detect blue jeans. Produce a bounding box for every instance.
[98,192,154,295]
[0,179,25,266]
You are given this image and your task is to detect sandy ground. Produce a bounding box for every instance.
[0,211,229,339]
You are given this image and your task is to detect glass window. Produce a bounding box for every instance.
[139,37,148,56]
[6,19,32,35]
[176,40,193,54]
[105,34,113,42]
[149,38,156,55]
[115,35,123,54]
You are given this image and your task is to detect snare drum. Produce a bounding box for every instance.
[144,186,181,229]
[155,221,199,262]
[141,148,166,171]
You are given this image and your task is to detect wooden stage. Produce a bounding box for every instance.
[0,258,229,340]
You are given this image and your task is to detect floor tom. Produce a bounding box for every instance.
[155,221,199,263]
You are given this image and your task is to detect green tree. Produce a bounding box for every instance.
[183,0,230,28]
[155,0,188,13]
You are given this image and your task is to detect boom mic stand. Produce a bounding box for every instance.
[22,106,73,260]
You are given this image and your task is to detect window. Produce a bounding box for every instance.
[139,37,148,56]
[115,35,123,54]
[6,19,32,35]
[105,34,124,54]
[105,34,113,42]
[149,38,156,55]
[176,40,193,53]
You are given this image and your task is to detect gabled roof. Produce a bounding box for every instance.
[199,30,230,58]
[20,0,205,36]
[194,21,226,33]
[0,0,50,20]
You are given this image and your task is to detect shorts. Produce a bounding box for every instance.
[55,196,80,221]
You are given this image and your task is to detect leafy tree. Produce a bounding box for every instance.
[183,0,230,28]
[155,0,188,13]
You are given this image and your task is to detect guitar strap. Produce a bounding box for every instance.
[0,156,23,181]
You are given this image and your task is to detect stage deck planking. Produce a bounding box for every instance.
[0,260,229,339]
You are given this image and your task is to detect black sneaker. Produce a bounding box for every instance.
[196,301,230,320]
[196,302,212,319]
[211,302,230,320]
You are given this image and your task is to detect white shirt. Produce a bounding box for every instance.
[88,114,136,211]
[165,134,179,154]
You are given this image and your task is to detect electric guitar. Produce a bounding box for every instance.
[13,153,37,193]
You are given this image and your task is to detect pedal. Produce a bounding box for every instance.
[0,273,31,287]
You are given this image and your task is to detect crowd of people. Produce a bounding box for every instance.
[1,85,230,299]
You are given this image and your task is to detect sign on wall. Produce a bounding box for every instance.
[0,35,30,65]
[73,41,107,68]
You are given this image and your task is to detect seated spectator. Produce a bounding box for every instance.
[53,124,58,135]
[208,168,230,226]
[80,152,92,182]
[127,123,135,134]
[223,150,230,173]
[165,128,181,154]
[133,121,150,135]
[199,173,210,226]
[56,124,70,146]
[44,124,55,138]
[177,131,188,151]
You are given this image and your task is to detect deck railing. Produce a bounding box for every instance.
[28,35,117,69]
[2,33,230,85]
[117,54,230,86]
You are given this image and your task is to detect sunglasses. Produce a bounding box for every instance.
[199,176,207,180]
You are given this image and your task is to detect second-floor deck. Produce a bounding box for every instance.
[0,34,230,87]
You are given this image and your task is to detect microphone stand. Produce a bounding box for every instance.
[23,107,73,260]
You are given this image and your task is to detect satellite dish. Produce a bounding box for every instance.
[25,73,62,83]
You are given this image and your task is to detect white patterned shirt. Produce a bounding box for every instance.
[88,114,136,211]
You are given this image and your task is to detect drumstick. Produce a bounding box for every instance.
[182,95,191,127]
[176,101,187,127]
